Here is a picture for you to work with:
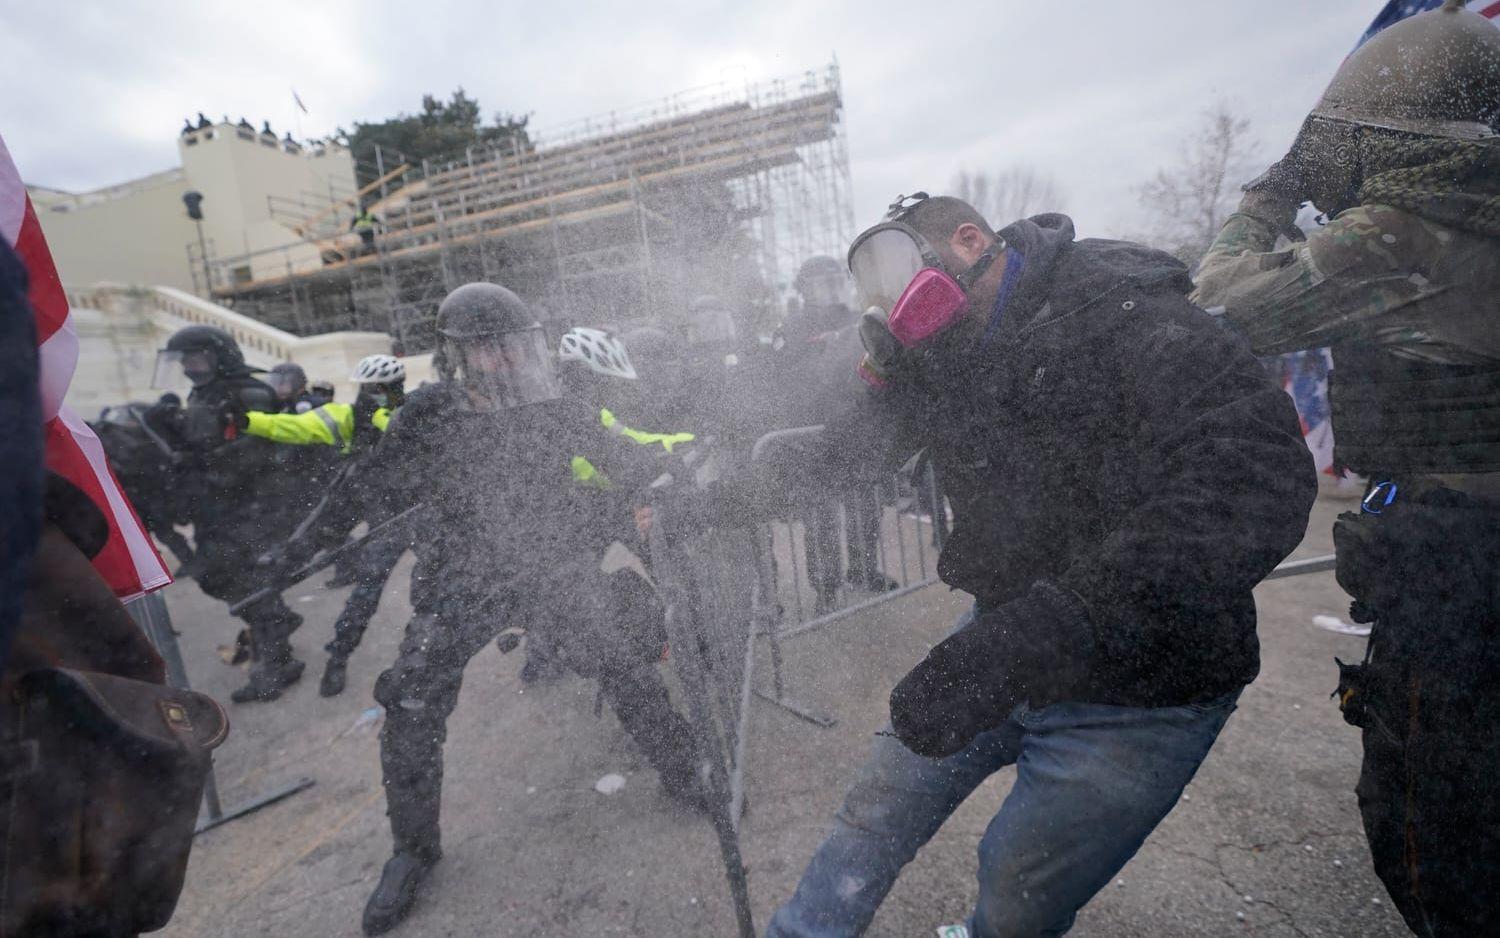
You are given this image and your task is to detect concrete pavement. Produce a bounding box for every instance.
[154,493,1408,937]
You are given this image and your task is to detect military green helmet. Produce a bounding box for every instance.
[1313,0,1500,140]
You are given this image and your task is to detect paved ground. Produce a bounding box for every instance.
[154,491,1409,938]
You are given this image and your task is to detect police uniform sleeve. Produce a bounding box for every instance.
[1191,203,1453,356]
[244,403,354,449]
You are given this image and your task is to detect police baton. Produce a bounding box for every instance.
[229,503,422,615]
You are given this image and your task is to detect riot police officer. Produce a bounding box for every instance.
[265,362,314,413]
[1192,5,1500,931]
[151,325,307,703]
[360,283,704,935]
[235,353,409,696]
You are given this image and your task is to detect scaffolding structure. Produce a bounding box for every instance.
[205,63,855,353]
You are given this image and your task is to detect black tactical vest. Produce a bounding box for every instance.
[1330,343,1500,477]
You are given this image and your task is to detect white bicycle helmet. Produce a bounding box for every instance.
[350,354,406,384]
[558,327,637,380]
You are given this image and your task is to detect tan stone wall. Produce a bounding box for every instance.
[30,125,357,299]
[34,172,201,292]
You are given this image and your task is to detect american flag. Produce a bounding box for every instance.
[0,133,170,600]
[1357,0,1500,48]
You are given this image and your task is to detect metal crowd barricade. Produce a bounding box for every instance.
[647,491,765,938]
[644,427,953,937]
[749,427,949,728]
[125,591,313,834]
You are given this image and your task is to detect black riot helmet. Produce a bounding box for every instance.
[434,282,561,409]
[267,362,308,402]
[794,255,852,309]
[619,326,690,426]
[153,325,248,388]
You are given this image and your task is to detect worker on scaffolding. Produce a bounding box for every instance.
[230,353,409,697]
[351,202,382,257]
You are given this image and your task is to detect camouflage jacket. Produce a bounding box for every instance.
[1191,203,1500,365]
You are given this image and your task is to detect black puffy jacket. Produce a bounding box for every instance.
[829,213,1317,707]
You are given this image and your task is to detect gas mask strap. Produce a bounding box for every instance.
[954,238,1004,291]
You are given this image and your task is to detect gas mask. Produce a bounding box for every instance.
[846,199,1003,387]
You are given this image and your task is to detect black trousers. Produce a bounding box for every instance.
[803,488,884,597]
[325,533,407,658]
[193,524,300,665]
[1334,491,1500,935]
[1353,617,1500,937]
[372,558,697,857]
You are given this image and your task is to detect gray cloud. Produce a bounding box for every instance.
[4,0,1379,238]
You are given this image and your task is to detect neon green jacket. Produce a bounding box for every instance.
[245,402,391,455]
[599,408,695,454]
[571,407,696,487]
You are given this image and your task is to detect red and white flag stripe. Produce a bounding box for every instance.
[0,133,170,600]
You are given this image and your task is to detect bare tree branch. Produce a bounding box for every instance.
[1134,102,1257,264]
[950,165,1066,227]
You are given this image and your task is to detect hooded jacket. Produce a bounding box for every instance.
[829,214,1317,707]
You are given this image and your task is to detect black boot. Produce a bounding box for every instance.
[320,654,349,697]
[231,600,304,702]
[362,850,439,935]
[230,658,305,703]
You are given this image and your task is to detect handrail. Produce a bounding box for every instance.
[64,283,389,367]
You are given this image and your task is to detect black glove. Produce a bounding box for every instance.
[889,582,1093,759]
[218,401,249,433]
[353,393,380,433]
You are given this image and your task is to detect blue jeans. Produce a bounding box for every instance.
[767,608,1240,938]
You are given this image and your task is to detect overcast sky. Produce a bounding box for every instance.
[2,1,1380,238]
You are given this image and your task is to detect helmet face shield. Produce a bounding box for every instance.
[266,369,304,400]
[452,325,561,409]
[153,348,215,389]
[799,268,851,309]
[685,308,738,347]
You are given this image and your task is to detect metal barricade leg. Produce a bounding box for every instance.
[125,592,313,834]
[751,523,835,728]
[650,517,756,938]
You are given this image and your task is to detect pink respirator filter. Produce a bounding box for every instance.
[886,268,968,347]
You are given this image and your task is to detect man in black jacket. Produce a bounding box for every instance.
[766,195,1316,938]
